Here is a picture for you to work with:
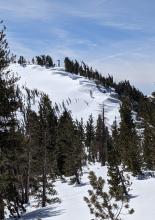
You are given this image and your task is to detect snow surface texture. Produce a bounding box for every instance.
[10,64,120,126]
[7,163,155,220]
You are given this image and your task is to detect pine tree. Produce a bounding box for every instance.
[107,119,120,165]
[119,98,142,175]
[64,57,71,72]
[95,110,108,166]
[18,56,26,66]
[0,21,22,219]
[36,94,59,207]
[143,121,155,170]
[74,60,79,74]
[56,110,84,184]
[107,120,132,201]
[84,171,134,220]
[85,114,96,162]
[45,55,54,68]
[20,88,40,204]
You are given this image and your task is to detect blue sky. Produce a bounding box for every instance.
[1,0,155,94]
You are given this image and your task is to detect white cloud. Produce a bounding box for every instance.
[0,0,59,21]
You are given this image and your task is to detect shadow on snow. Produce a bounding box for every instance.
[7,206,65,220]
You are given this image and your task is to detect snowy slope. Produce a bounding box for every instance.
[10,163,155,220]
[10,64,120,126]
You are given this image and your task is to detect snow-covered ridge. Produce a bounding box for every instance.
[10,64,120,126]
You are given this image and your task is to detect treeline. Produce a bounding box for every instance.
[11,55,56,67]
[64,57,155,130]
[64,57,145,110]
[32,55,55,67]
[64,57,114,88]
[64,57,155,128]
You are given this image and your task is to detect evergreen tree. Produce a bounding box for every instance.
[35,55,54,67]
[85,114,96,162]
[20,88,40,204]
[0,21,22,219]
[143,121,155,170]
[18,56,26,66]
[45,55,54,68]
[95,109,108,166]
[74,60,79,74]
[107,120,132,201]
[64,57,71,72]
[84,171,134,220]
[119,98,142,175]
[36,94,59,207]
[56,110,84,184]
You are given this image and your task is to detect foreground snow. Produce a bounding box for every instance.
[10,64,120,126]
[9,163,155,220]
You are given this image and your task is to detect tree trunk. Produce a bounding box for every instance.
[0,197,5,220]
[117,166,128,198]
[20,175,25,204]
[25,147,31,204]
[42,143,47,208]
[75,171,80,184]
[101,108,108,166]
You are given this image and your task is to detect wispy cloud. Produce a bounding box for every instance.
[0,0,59,21]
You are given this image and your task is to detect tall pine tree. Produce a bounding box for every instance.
[0,21,22,219]
[119,98,142,175]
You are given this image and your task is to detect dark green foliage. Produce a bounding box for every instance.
[18,56,26,66]
[85,114,96,162]
[107,119,120,166]
[84,171,134,220]
[20,88,40,204]
[56,110,84,184]
[142,121,155,170]
[119,98,142,176]
[107,120,132,201]
[35,94,59,207]
[108,164,131,201]
[0,21,24,218]
[64,57,75,73]
[35,55,54,67]
[107,128,131,200]
[115,80,144,104]
[95,110,109,166]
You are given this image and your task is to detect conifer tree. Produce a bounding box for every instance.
[56,110,84,183]
[45,55,54,68]
[64,57,71,72]
[107,120,132,201]
[36,94,59,207]
[119,98,142,175]
[18,56,26,66]
[85,114,96,162]
[84,171,134,220]
[143,121,155,170]
[0,21,22,219]
[74,60,79,74]
[20,88,40,204]
[95,109,108,166]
